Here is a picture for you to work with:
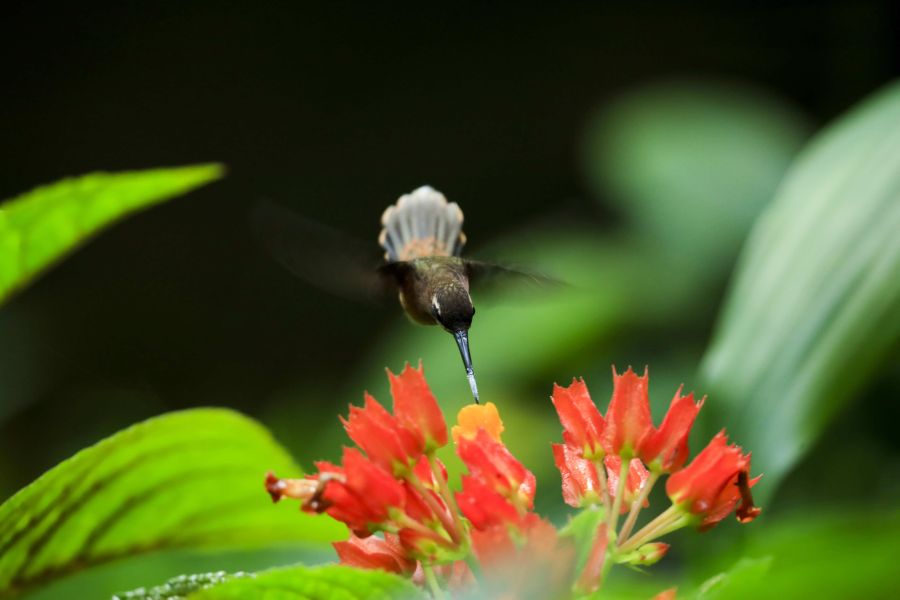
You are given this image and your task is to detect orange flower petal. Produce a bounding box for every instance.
[389,362,448,451]
[604,366,653,458]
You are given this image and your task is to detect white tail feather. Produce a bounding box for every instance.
[379,186,466,261]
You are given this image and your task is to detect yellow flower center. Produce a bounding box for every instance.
[452,402,504,443]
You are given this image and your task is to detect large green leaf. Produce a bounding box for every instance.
[114,571,250,600]
[0,409,343,598]
[187,565,424,600]
[699,81,900,500]
[0,164,224,305]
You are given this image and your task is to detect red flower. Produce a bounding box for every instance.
[471,513,556,566]
[341,393,424,475]
[552,443,602,508]
[604,367,652,458]
[398,525,456,560]
[412,454,447,489]
[457,429,536,509]
[604,455,650,513]
[666,431,761,530]
[401,480,442,526]
[638,387,704,473]
[399,461,451,533]
[551,378,606,459]
[456,475,521,531]
[334,533,417,575]
[389,362,448,452]
[696,470,762,531]
[314,448,405,536]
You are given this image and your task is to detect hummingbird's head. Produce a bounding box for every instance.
[430,285,475,333]
[432,285,480,403]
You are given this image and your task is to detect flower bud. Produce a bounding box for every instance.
[617,542,670,567]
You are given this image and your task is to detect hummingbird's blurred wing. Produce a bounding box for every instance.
[252,200,398,304]
[465,260,566,297]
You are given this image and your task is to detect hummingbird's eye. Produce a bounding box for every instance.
[431,295,442,317]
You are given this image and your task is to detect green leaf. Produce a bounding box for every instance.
[0,164,224,305]
[699,80,900,500]
[186,565,424,600]
[559,506,607,579]
[0,409,343,598]
[113,571,251,600]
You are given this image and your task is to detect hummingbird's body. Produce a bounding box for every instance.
[378,187,479,401]
[396,257,470,326]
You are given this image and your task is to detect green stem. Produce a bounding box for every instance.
[592,457,611,514]
[617,471,659,545]
[618,504,690,553]
[598,524,615,592]
[607,458,630,535]
[422,564,446,600]
[394,513,455,548]
[464,551,484,583]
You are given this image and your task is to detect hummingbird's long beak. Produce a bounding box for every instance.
[453,329,480,404]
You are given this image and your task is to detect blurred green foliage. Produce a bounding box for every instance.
[584,81,811,277]
[692,509,899,599]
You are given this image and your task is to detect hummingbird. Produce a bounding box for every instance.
[377,186,479,401]
[254,186,553,404]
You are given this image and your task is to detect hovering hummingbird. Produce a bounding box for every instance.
[377,187,479,400]
[254,186,553,404]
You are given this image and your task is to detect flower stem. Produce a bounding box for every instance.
[428,454,466,542]
[422,564,446,600]
[464,551,484,583]
[607,458,630,535]
[617,471,658,544]
[407,470,462,544]
[618,504,690,553]
[394,513,455,548]
[592,457,611,515]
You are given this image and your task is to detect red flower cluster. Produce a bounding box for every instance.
[550,367,760,592]
[266,363,571,597]
[266,363,760,599]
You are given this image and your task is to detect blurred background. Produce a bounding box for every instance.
[1,2,898,598]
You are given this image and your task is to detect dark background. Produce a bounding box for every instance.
[0,1,897,497]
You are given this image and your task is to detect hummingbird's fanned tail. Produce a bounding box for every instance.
[379,186,466,261]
